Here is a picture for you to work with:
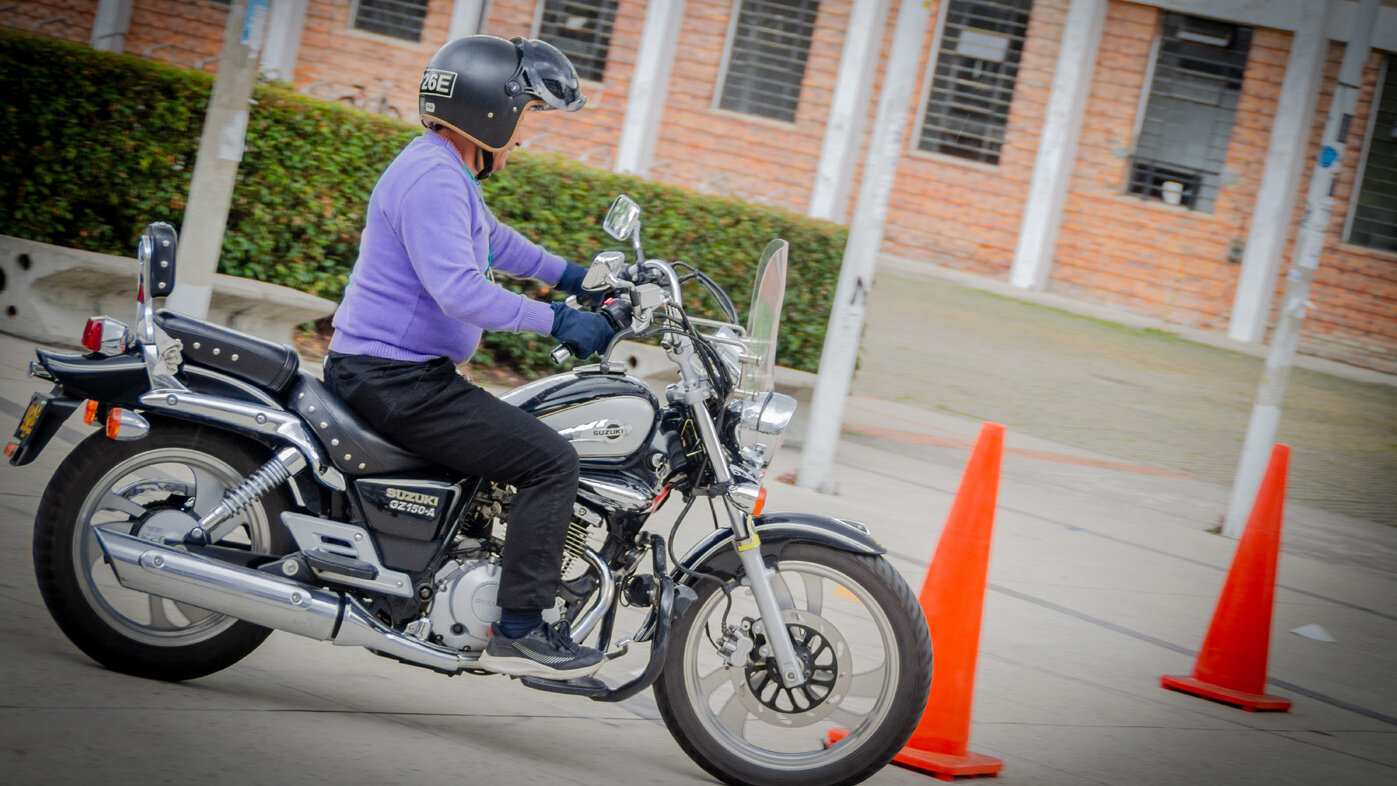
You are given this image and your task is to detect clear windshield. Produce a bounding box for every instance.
[738,239,788,397]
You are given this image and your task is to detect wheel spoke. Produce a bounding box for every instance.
[174,601,216,625]
[799,573,825,616]
[770,572,796,610]
[716,690,749,737]
[82,526,109,572]
[846,665,888,700]
[96,491,147,519]
[827,703,870,730]
[698,665,730,696]
[190,467,227,516]
[147,595,181,630]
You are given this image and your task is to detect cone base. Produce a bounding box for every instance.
[893,747,1003,780]
[1161,674,1292,712]
[828,729,1002,781]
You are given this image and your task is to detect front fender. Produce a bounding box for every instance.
[630,512,884,644]
[673,511,884,586]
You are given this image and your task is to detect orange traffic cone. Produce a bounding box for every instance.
[827,422,1006,778]
[1161,444,1292,711]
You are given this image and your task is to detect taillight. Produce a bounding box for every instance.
[79,316,132,356]
[81,319,104,352]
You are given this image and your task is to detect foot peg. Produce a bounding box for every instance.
[303,548,378,580]
[519,675,611,697]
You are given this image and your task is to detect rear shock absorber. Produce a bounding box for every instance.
[196,447,305,542]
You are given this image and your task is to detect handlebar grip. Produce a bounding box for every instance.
[550,344,574,364]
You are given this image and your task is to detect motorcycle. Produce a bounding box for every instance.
[8,195,932,786]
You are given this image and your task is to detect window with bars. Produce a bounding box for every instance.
[537,1,618,83]
[1348,55,1397,253]
[352,0,429,42]
[1127,13,1252,212]
[917,0,1033,165]
[718,0,820,123]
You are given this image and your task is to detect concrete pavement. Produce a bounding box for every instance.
[1,267,1395,785]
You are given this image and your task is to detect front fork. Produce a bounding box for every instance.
[686,399,806,688]
[731,519,806,688]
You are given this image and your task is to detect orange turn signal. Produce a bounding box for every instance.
[105,409,123,439]
[83,400,99,425]
[753,487,767,517]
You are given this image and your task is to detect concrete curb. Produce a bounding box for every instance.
[0,235,336,348]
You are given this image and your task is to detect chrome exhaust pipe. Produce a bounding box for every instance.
[93,525,469,673]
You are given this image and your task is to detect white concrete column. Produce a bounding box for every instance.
[1008,0,1105,291]
[808,0,890,223]
[615,0,686,176]
[1223,0,1380,538]
[1227,0,1329,343]
[168,0,268,320]
[797,0,934,494]
[448,0,488,39]
[90,0,135,52]
[260,0,309,82]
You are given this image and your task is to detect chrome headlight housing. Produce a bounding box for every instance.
[730,391,797,472]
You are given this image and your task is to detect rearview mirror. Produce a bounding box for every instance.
[583,250,627,291]
[603,195,641,241]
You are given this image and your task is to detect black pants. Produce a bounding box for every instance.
[323,352,579,610]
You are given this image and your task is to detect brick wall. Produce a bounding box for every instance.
[483,0,637,167]
[0,0,95,45]
[3,0,1393,369]
[1050,2,1267,329]
[292,0,448,117]
[881,0,1067,275]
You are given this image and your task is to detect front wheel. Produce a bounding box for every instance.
[33,420,293,681]
[654,543,932,786]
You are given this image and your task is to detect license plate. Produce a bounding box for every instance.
[13,393,48,442]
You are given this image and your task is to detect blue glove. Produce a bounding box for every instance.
[550,302,616,359]
[556,262,589,297]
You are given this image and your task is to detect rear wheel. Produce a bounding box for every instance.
[654,543,932,786]
[33,421,292,681]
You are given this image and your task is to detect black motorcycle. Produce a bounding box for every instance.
[9,195,932,786]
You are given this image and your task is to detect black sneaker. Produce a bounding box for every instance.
[478,620,605,679]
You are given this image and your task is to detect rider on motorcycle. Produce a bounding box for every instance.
[323,35,616,680]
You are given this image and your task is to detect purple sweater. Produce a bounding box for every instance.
[330,132,563,363]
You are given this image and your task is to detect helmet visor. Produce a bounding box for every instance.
[513,38,586,112]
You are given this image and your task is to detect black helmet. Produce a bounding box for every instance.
[418,35,585,153]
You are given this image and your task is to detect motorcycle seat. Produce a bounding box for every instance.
[156,310,300,396]
[289,372,436,476]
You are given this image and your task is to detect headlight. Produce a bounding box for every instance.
[731,391,797,470]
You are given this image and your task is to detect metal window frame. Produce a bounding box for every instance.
[1343,53,1397,253]
[1125,11,1253,213]
[712,0,822,124]
[348,0,430,43]
[912,0,1034,166]
[531,0,619,84]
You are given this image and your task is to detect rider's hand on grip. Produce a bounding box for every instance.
[549,302,616,360]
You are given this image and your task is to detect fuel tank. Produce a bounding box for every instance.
[500,370,659,461]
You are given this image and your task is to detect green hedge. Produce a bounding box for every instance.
[0,29,846,374]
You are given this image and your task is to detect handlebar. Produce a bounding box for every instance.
[550,295,634,364]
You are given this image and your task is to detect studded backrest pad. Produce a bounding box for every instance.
[289,372,435,476]
[157,310,299,395]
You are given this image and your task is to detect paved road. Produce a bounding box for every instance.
[853,261,1397,528]
[1,269,1395,786]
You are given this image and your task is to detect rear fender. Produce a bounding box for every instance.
[35,348,150,406]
